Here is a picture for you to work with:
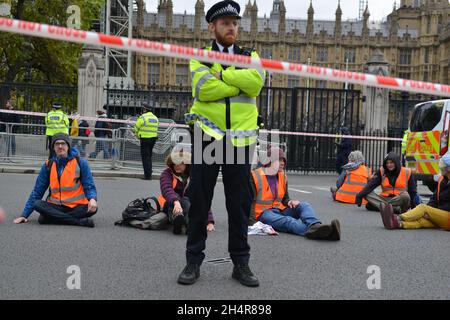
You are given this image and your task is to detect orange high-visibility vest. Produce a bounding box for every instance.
[379,167,411,197]
[158,175,179,209]
[47,159,89,208]
[336,165,372,204]
[252,168,287,220]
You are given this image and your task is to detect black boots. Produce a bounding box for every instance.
[232,265,260,287]
[305,221,341,241]
[305,223,332,240]
[329,219,341,241]
[177,263,260,287]
[177,264,200,285]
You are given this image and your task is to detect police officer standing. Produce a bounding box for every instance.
[178,0,265,287]
[45,102,69,157]
[134,102,159,180]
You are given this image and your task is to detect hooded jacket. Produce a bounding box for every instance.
[428,175,450,212]
[356,152,417,206]
[21,148,97,218]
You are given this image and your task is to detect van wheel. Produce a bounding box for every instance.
[423,180,437,193]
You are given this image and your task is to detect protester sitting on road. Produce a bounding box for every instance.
[331,150,372,204]
[355,152,417,214]
[379,154,450,231]
[13,133,98,227]
[250,146,341,241]
[158,151,215,235]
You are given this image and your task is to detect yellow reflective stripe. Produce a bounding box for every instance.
[195,73,214,100]
[254,170,265,203]
[185,113,226,136]
[139,128,158,132]
[230,96,257,105]
[230,129,258,139]
[191,66,210,79]
[257,69,266,82]
[336,190,359,196]
[256,199,275,205]
[47,125,68,129]
[50,185,80,193]
[344,181,367,187]
[59,194,87,204]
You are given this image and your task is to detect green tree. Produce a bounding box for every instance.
[0,0,104,84]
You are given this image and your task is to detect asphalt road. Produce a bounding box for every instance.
[1,172,449,300]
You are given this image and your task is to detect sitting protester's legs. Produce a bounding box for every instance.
[165,197,190,235]
[400,218,435,229]
[259,208,309,236]
[291,202,321,228]
[67,204,96,219]
[387,192,410,213]
[34,200,92,226]
[365,192,389,212]
[400,204,450,229]
[165,197,190,223]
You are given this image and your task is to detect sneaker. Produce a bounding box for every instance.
[379,203,399,230]
[305,223,333,240]
[328,219,341,241]
[232,265,259,287]
[172,214,185,235]
[177,264,200,285]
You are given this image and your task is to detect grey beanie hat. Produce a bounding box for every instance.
[348,150,365,164]
[51,132,71,149]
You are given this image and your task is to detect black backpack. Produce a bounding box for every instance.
[115,197,168,230]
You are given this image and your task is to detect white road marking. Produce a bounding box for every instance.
[289,188,312,194]
[313,187,330,191]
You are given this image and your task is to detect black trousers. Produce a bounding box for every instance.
[140,137,156,179]
[34,200,95,226]
[164,196,190,223]
[46,136,55,158]
[186,132,254,266]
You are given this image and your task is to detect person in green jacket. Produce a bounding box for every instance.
[45,102,69,157]
[178,0,265,288]
[134,102,159,180]
[401,129,409,166]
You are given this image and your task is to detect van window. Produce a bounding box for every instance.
[409,102,444,132]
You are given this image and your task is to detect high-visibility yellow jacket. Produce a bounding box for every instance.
[401,130,409,155]
[45,109,69,136]
[134,111,159,138]
[185,45,265,147]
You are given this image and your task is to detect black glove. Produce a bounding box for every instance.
[355,195,363,207]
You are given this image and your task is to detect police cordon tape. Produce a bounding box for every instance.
[0,109,402,141]
[0,17,450,98]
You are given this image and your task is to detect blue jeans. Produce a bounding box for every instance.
[89,140,110,159]
[259,202,321,236]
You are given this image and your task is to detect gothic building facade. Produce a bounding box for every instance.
[131,0,450,90]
